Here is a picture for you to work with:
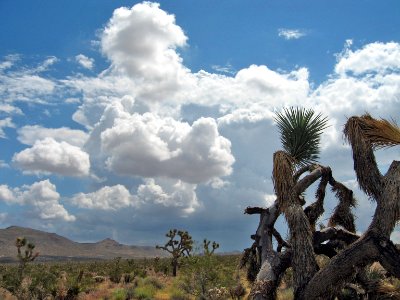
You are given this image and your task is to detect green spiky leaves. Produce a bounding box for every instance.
[275,107,328,167]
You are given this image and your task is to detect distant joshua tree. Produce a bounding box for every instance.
[243,108,400,299]
[15,236,39,281]
[203,239,219,256]
[156,229,193,276]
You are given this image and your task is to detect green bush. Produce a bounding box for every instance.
[143,276,163,289]
[133,284,156,300]
[112,288,127,300]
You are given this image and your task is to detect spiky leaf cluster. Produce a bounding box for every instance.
[275,107,328,167]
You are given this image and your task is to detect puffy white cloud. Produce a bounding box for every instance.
[71,178,198,215]
[137,178,199,214]
[75,54,94,70]
[0,185,19,204]
[17,125,88,147]
[99,108,234,183]
[13,138,90,177]
[101,2,189,101]
[0,180,75,221]
[335,42,400,75]
[72,184,137,210]
[278,28,306,40]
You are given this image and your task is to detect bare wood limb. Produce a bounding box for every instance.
[273,228,291,252]
[313,227,360,246]
[375,235,400,278]
[293,165,313,182]
[304,233,380,299]
[293,166,326,196]
[245,206,268,215]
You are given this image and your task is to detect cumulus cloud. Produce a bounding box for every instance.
[17,125,88,147]
[13,138,90,177]
[72,184,136,210]
[75,54,95,70]
[71,178,198,215]
[137,178,199,214]
[335,42,400,75]
[0,180,75,221]
[101,2,190,101]
[278,28,306,40]
[99,108,234,183]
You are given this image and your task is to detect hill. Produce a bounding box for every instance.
[0,226,164,262]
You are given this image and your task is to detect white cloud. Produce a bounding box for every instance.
[0,117,15,138]
[0,160,9,168]
[34,56,58,73]
[99,107,234,183]
[71,178,198,215]
[0,185,19,204]
[0,180,75,221]
[13,138,90,177]
[75,54,94,70]
[101,2,189,101]
[137,178,199,215]
[17,125,88,147]
[278,28,306,40]
[335,42,400,75]
[0,60,56,104]
[72,184,136,210]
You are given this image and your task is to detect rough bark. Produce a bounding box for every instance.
[303,117,400,299]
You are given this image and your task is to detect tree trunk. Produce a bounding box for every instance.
[172,258,178,277]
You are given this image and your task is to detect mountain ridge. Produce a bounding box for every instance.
[0,226,164,262]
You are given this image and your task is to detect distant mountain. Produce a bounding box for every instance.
[0,226,165,262]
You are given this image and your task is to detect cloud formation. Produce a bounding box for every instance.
[72,184,137,210]
[13,138,90,177]
[17,125,88,147]
[101,2,189,101]
[75,54,94,70]
[278,28,306,40]
[1,2,400,247]
[0,180,75,221]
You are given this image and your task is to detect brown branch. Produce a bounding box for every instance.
[245,206,268,215]
[251,250,292,300]
[293,166,327,196]
[304,168,331,230]
[313,227,360,246]
[293,165,313,182]
[304,233,380,299]
[273,228,291,252]
[375,235,400,278]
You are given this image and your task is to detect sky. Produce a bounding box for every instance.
[0,0,399,252]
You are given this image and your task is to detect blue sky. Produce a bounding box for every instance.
[0,0,399,251]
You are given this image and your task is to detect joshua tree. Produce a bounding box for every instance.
[156,229,193,276]
[15,236,39,281]
[203,239,219,256]
[243,108,400,299]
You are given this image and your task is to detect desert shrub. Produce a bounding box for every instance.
[142,276,163,289]
[179,255,237,299]
[133,284,156,300]
[169,286,191,300]
[112,288,127,300]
